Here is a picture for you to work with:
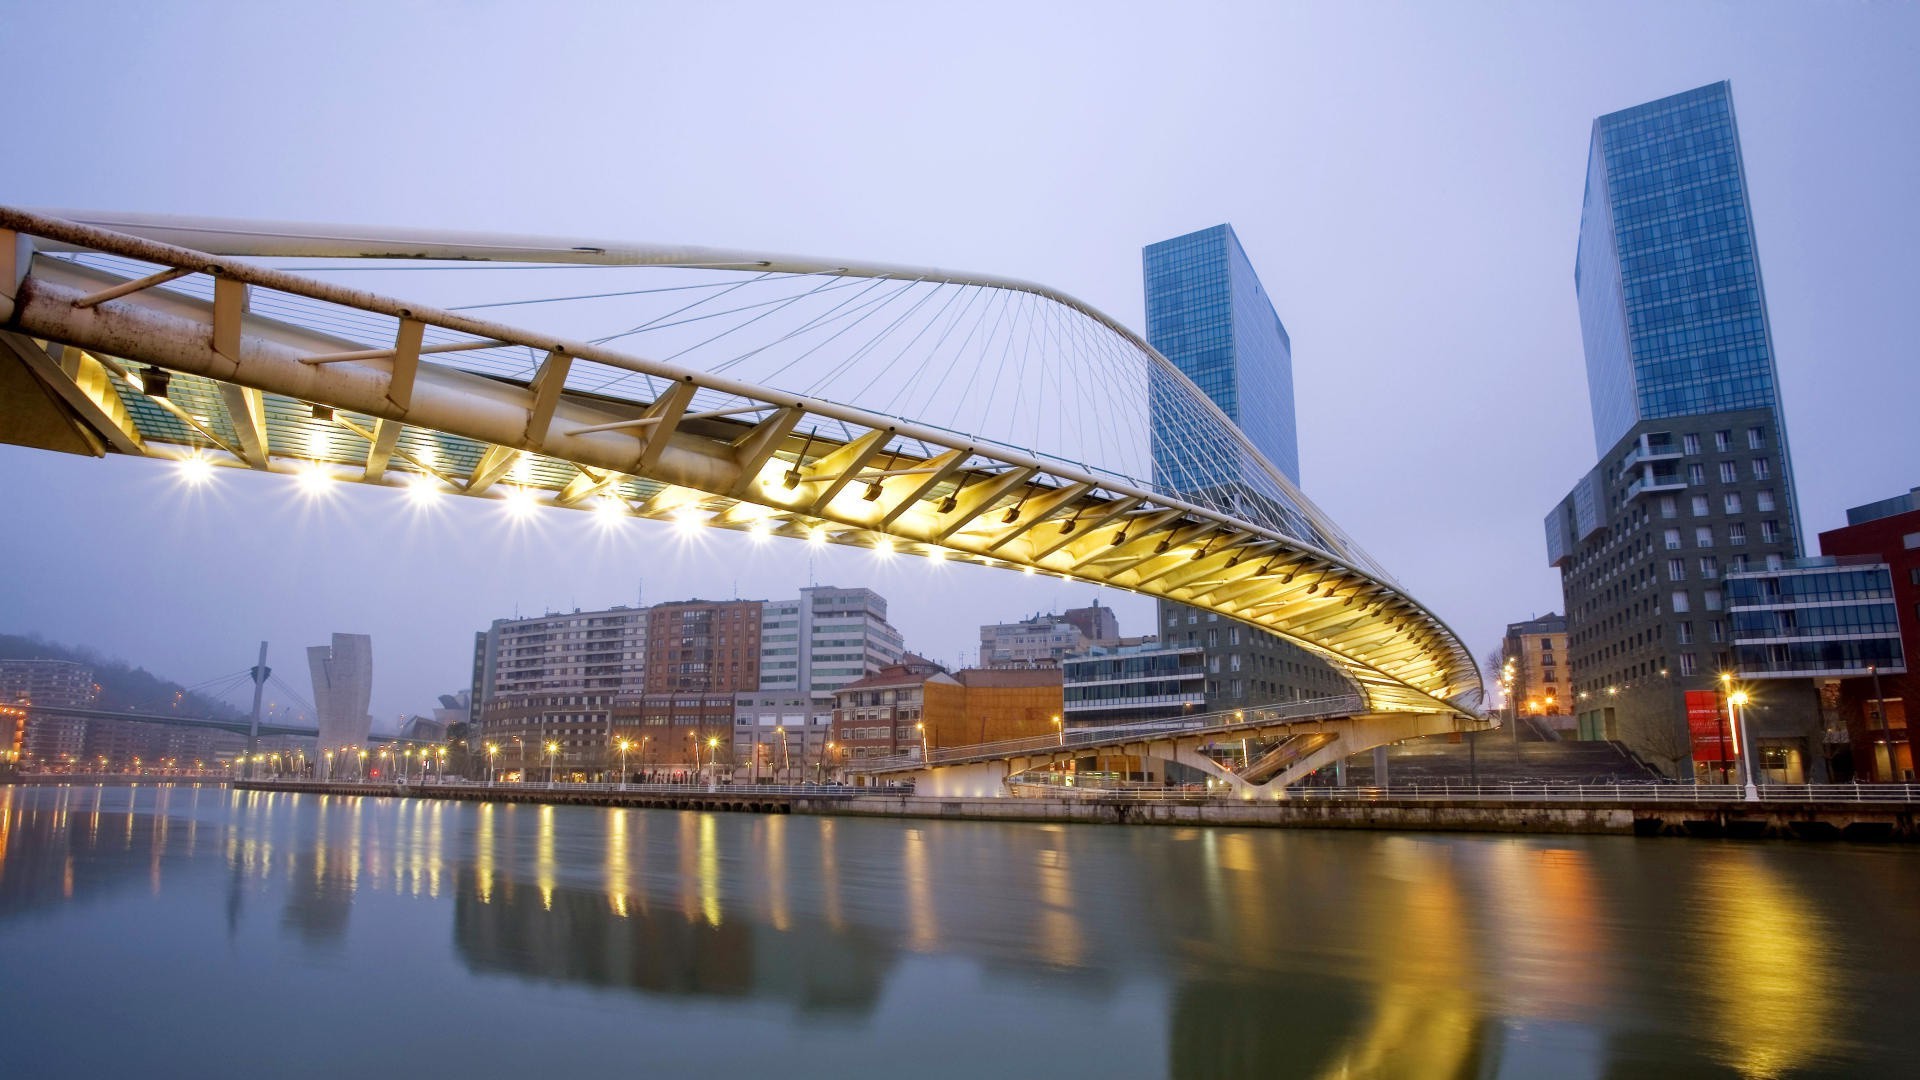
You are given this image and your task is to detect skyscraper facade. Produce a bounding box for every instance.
[1144,225,1349,713]
[1546,82,1819,776]
[307,633,373,761]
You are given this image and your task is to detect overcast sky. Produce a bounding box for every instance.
[2,1,1915,725]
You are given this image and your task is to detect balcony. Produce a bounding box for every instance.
[1619,433,1682,471]
[1624,465,1686,503]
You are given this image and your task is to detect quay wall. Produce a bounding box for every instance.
[219,779,1920,842]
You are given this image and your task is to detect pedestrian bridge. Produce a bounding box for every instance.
[845,695,1465,797]
[0,207,1483,721]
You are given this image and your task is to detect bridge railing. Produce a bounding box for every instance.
[847,693,1369,773]
[243,777,851,797]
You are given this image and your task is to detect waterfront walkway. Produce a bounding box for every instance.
[225,778,1920,841]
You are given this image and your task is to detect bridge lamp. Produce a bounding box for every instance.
[297,462,333,496]
[748,519,772,542]
[809,526,828,548]
[673,507,705,536]
[504,486,538,518]
[406,473,442,506]
[873,538,894,559]
[593,497,626,527]
[925,546,946,563]
[177,454,215,486]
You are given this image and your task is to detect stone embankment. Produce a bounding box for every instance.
[226,779,1920,841]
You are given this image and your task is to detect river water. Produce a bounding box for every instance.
[0,784,1915,1078]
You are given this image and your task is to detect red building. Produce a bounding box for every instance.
[1817,487,1918,781]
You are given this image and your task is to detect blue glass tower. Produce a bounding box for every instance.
[1142,226,1351,714]
[1547,82,1820,773]
[1576,80,1798,525]
[1144,224,1299,488]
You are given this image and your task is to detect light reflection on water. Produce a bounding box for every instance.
[0,783,1915,1079]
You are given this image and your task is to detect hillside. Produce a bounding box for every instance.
[0,633,247,720]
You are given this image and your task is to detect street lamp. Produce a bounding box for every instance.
[1867,663,1895,782]
[917,721,929,764]
[1052,714,1063,746]
[616,738,632,786]
[706,735,720,792]
[821,741,834,784]
[546,740,560,784]
[486,743,499,785]
[324,749,334,781]
[775,726,791,782]
[357,749,367,780]
[1726,687,1759,802]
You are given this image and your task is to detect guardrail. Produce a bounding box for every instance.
[244,777,852,797]
[1007,781,1920,804]
[849,693,1370,773]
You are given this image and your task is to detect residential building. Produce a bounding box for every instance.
[1063,641,1205,724]
[978,613,1086,667]
[1500,615,1572,733]
[0,658,95,766]
[831,655,951,761]
[645,599,764,693]
[922,668,1064,749]
[471,605,649,775]
[1811,486,1919,780]
[1544,81,1815,773]
[1143,223,1347,712]
[733,692,833,782]
[758,586,903,703]
[307,633,374,757]
[1060,601,1121,646]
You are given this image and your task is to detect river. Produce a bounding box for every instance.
[0,784,1914,1078]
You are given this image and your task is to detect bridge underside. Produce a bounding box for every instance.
[867,711,1463,798]
[0,209,1483,716]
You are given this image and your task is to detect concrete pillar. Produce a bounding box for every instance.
[1334,757,1347,787]
[1373,745,1390,788]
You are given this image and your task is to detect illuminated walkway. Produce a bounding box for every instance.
[0,207,1480,718]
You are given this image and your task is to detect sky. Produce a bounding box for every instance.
[1,1,1915,726]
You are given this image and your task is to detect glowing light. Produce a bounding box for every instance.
[809,526,828,548]
[1022,565,1036,576]
[674,507,704,535]
[748,519,772,542]
[504,487,538,518]
[926,546,946,563]
[177,454,214,486]
[406,474,441,505]
[873,538,894,558]
[297,462,333,496]
[594,497,627,527]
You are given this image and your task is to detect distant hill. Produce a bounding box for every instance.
[0,633,247,721]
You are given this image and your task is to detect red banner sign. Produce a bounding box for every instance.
[1686,690,1733,778]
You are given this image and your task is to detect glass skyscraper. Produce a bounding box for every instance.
[1547,82,1819,778]
[1143,225,1350,713]
[1576,80,1799,524]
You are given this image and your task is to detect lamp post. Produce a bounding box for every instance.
[821,741,834,784]
[1052,714,1063,746]
[916,721,929,765]
[486,743,498,785]
[324,749,334,781]
[1729,689,1758,801]
[357,749,367,781]
[706,736,720,792]
[546,741,559,785]
[616,738,631,786]
[511,734,526,780]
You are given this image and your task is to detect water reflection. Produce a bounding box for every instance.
[1,785,1916,1078]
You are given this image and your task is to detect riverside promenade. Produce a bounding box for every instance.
[229,778,1920,841]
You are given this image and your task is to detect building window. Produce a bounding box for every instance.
[1672,591,1691,614]
[1695,527,1713,548]
[1730,554,1749,573]
[1719,461,1738,483]
[1748,427,1766,449]
[1710,620,1726,642]
[1687,463,1706,485]
[1679,653,1697,676]
[1683,433,1701,455]
[1729,523,1747,545]
[1760,520,1780,544]
[1668,558,1686,581]
[1691,495,1710,517]
[1756,489,1775,512]
[1664,528,1682,550]
[1704,590,1723,612]
[1724,493,1742,515]
[1660,496,1677,519]
[1715,431,1731,452]
[1751,458,1770,480]
[1699,556,1719,579]
[1676,621,1694,644]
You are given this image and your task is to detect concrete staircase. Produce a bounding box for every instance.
[1322,734,1663,787]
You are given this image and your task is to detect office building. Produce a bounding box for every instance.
[758,586,903,702]
[1810,486,1918,780]
[1545,82,1815,772]
[1062,641,1205,724]
[307,633,374,759]
[1500,615,1573,735]
[471,605,649,775]
[1144,224,1347,712]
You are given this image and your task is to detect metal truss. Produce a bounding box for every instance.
[0,208,1482,716]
